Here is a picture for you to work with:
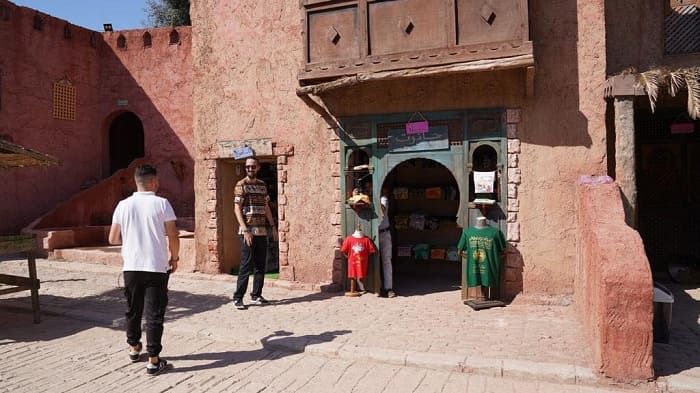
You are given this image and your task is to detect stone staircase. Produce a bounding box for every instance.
[50,231,197,272]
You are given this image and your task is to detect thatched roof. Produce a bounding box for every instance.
[0,139,60,170]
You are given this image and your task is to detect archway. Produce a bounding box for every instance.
[381,158,462,296]
[109,112,144,174]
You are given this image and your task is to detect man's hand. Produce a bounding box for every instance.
[169,257,179,273]
[271,226,278,242]
[243,231,253,246]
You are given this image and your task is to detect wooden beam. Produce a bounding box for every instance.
[297,53,535,96]
[525,66,535,97]
[0,274,40,288]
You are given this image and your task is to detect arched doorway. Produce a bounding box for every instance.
[381,158,462,295]
[109,112,144,174]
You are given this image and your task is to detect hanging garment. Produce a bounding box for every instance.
[456,226,505,287]
[474,171,496,194]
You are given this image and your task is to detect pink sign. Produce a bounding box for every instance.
[670,122,695,134]
[405,120,429,135]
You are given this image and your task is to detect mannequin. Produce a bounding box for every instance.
[352,227,364,238]
[340,224,376,297]
[474,216,489,228]
[457,216,505,303]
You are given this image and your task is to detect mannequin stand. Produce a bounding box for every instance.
[345,278,362,297]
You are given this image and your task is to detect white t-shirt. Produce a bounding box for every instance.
[112,192,177,273]
[379,196,390,230]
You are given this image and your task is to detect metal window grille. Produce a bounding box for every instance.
[665,5,700,54]
[53,80,76,121]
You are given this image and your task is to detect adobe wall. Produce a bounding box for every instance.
[0,1,194,233]
[98,27,194,219]
[606,1,700,74]
[191,1,336,279]
[576,178,653,380]
[0,0,102,233]
[191,0,609,293]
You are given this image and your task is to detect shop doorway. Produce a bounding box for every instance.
[636,105,700,275]
[219,158,279,275]
[109,111,144,174]
[382,158,462,295]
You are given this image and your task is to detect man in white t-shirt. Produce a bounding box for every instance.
[109,165,179,376]
[379,187,396,298]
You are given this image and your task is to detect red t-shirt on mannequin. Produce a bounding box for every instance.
[340,232,376,279]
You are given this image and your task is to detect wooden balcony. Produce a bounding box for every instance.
[299,0,532,83]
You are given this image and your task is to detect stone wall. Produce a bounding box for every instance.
[576,178,653,380]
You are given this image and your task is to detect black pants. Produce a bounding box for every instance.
[123,271,169,358]
[233,235,267,300]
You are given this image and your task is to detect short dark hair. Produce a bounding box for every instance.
[134,165,157,184]
[245,156,259,164]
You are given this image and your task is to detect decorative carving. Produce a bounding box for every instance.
[403,17,415,34]
[480,3,496,25]
[328,25,341,45]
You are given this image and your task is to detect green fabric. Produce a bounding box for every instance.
[456,226,505,287]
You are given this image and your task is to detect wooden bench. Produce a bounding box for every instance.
[0,234,40,323]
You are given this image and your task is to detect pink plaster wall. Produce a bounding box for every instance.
[0,0,102,233]
[191,0,610,290]
[605,1,700,75]
[192,1,337,280]
[0,1,194,234]
[576,178,653,380]
[98,27,194,219]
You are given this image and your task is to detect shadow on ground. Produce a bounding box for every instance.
[166,330,351,373]
[652,280,700,377]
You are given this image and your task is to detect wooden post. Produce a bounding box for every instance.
[27,252,40,323]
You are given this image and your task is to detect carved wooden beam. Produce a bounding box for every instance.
[297,53,535,96]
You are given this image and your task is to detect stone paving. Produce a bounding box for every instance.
[0,258,696,392]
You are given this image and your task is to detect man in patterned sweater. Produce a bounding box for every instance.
[233,157,277,310]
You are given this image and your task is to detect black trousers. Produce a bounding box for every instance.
[233,235,268,300]
[123,271,169,358]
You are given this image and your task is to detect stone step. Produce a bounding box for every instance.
[50,236,197,272]
[51,246,122,266]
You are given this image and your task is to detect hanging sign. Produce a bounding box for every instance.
[388,125,449,152]
[406,120,429,135]
[232,146,254,159]
[670,122,694,134]
[405,112,429,135]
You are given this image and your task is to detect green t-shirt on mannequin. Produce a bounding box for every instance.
[457,218,506,287]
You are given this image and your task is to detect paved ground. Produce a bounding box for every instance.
[0,258,697,392]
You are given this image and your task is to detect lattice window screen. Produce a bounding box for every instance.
[53,80,76,121]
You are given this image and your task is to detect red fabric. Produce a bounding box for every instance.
[340,235,376,278]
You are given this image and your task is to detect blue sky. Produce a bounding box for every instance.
[11,0,148,31]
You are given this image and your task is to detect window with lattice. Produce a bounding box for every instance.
[666,1,700,54]
[53,80,76,121]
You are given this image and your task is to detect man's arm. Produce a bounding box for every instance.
[234,201,254,246]
[165,220,180,273]
[108,223,122,245]
[265,202,277,241]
